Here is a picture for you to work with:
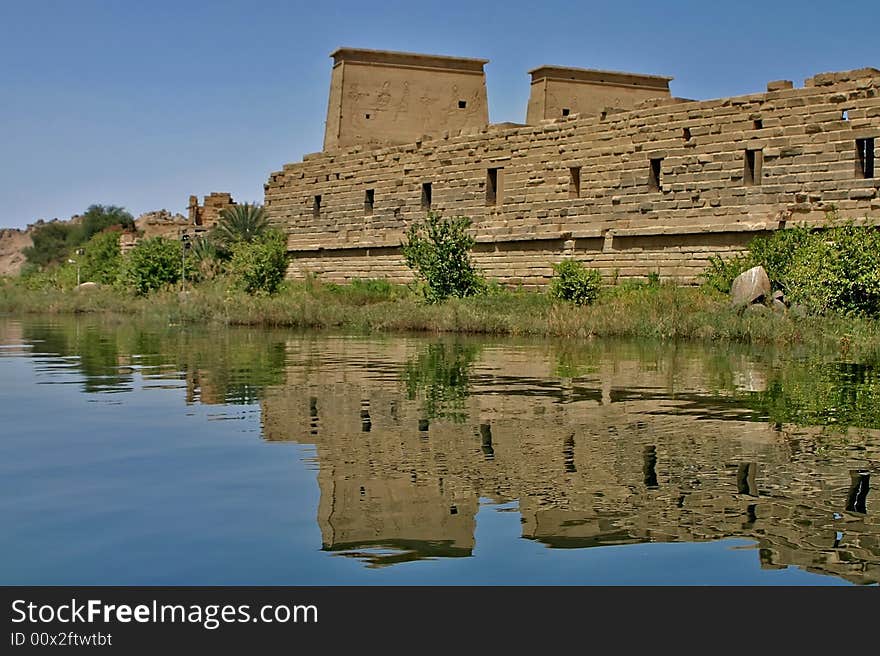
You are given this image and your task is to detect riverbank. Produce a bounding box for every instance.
[2,277,879,358]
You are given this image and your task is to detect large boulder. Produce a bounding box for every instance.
[730,266,771,307]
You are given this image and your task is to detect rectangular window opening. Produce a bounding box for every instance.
[421,182,433,210]
[486,168,502,206]
[365,113,371,119]
[458,100,467,109]
[753,119,763,130]
[569,167,581,199]
[842,109,850,121]
[682,127,691,141]
[312,195,321,218]
[364,189,374,215]
[744,149,763,186]
[562,108,571,117]
[856,138,875,179]
[648,158,663,192]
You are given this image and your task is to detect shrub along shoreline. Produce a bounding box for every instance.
[2,277,879,360]
[5,209,879,359]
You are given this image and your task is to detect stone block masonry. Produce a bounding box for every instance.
[265,57,880,287]
[188,192,236,228]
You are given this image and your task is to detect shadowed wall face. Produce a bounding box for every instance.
[323,48,490,151]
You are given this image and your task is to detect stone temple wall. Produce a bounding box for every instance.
[265,67,880,286]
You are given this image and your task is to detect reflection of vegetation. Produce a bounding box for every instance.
[24,322,133,393]
[741,360,880,430]
[20,318,287,404]
[551,338,880,431]
[553,341,603,379]
[403,342,480,422]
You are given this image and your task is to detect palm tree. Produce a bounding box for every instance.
[190,235,221,280]
[215,203,269,245]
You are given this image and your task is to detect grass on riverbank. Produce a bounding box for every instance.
[2,276,879,358]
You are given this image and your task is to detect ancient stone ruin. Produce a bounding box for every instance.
[264,48,879,286]
[187,192,236,228]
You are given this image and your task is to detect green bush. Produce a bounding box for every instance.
[120,237,190,295]
[786,224,880,316]
[74,205,134,244]
[401,213,483,303]
[748,225,813,292]
[23,222,76,268]
[229,229,288,295]
[80,231,122,285]
[23,205,134,269]
[19,262,78,291]
[324,278,403,305]
[700,220,880,316]
[701,226,814,294]
[549,259,602,305]
[701,253,753,294]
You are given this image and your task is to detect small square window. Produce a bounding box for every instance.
[842,109,850,121]
[754,119,763,130]
[458,100,467,109]
[562,108,570,117]
[682,127,691,141]
[365,113,371,119]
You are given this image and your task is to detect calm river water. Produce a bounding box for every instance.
[1,317,878,585]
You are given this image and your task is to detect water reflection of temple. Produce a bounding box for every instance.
[261,338,880,584]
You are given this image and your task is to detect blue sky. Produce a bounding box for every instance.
[1,0,877,229]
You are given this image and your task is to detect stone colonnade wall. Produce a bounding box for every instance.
[265,69,880,286]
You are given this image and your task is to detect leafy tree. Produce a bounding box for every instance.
[23,204,134,269]
[80,230,122,284]
[700,219,880,316]
[748,225,813,293]
[786,223,880,316]
[549,259,602,305]
[23,222,76,267]
[75,205,134,243]
[190,235,221,280]
[229,229,288,295]
[120,237,191,295]
[215,203,269,246]
[403,342,480,422]
[401,213,483,303]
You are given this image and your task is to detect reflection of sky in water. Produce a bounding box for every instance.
[0,318,877,585]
